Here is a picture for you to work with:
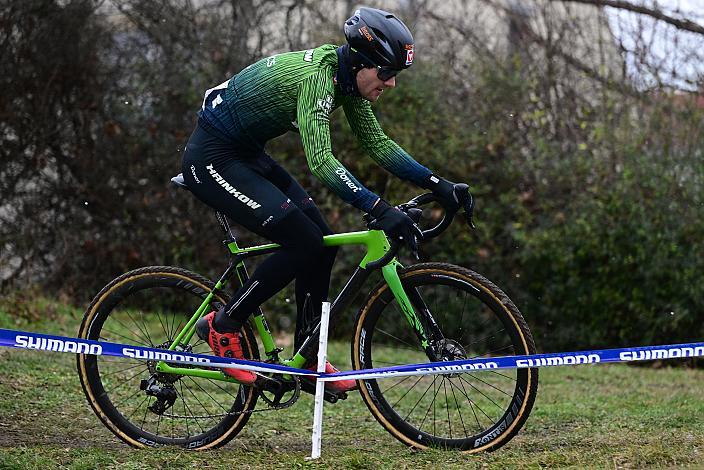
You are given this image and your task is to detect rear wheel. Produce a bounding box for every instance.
[352,263,538,452]
[76,266,259,449]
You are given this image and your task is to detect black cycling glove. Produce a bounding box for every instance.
[369,199,423,252]
[425,174,462,212]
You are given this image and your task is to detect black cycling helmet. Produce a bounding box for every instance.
[344,7,414,79]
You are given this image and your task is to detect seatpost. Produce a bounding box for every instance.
[214,211,237,244]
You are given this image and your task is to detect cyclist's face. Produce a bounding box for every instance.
[356,67,396,102]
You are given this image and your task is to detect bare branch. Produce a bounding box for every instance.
[553,0,704,35]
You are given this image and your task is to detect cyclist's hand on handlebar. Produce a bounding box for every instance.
[424,175,476,229]
[426,174,465,212]
[368,199,423,252]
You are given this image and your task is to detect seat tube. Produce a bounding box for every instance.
[229,241,278,357]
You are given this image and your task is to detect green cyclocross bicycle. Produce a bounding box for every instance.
[76,174,538,453]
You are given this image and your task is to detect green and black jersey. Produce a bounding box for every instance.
[199,44,432,212]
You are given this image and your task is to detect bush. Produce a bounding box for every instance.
[518,148,704,350]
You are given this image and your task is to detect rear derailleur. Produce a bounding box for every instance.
[140,375,177,415]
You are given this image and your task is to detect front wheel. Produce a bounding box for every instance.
[352,263,538,452]
[76,266,259,449]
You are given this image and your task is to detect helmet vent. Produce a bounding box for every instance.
[373,28,387,43]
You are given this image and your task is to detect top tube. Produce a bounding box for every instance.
[228,230,391,269]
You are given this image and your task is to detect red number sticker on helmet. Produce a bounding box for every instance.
[405,47,414,66]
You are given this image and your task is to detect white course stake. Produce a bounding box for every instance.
[309,301,331,460]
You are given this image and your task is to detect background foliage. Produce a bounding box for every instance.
[1,0,702,352]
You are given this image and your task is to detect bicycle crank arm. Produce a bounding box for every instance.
[299,378,348,404]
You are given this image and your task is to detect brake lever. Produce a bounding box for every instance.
[464,191,476,230]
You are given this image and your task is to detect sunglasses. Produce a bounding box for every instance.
[376,66,401,81]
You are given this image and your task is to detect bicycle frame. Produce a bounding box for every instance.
[154,229,429,384]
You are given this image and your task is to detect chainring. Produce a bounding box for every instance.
[257,374,301,409]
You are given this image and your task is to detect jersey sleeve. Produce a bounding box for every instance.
[342,97,433,187]
[297,71,379,212]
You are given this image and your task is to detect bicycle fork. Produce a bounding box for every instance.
[381,263,444,362]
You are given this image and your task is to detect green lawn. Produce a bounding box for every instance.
[0,300,702,469]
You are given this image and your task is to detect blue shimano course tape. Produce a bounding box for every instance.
[321,341,704,381]
[0,328,702,382]
[0,328,315,376]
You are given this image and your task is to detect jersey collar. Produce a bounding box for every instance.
[335,45,361,97]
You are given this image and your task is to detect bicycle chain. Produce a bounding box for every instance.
[161,404,282,420]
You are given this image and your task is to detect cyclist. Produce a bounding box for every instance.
[185,7,466,392]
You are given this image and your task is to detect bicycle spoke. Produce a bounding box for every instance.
[486,369,517,382]
[443,378,452,438]
[97,356,145,365]
[380,375,413,394]
[390,375,425,409]
[103,366,149,395]
[468,343,515,358]
[452,376,483,431]
[138,311,157,346]
[124,395,149,422]
[458,375,504,414]
[183,379,219,417]
[474,308,501,332]
[459,290,468,337]
[155,310,171,342]
[203,377,241,403]
[375,328,421,351]
[179,381,191,437]
[418,376,442,434]
[140,396,151,431]
[462,329,507,352]
[403,375,436,423]
[466,372,514,397]
[187,376,231,415]
[110,382,148,410]
[121,309,155,347]
[168,309,181,341]
[180,380,206,435]
[449,377,469,437]
[373,359,415,366]
[156,408,162,436]
[172,315,186,343]
[100,362,147,379]
[100,326,151,347]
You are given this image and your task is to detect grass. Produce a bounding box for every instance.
[0,297,703,469]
